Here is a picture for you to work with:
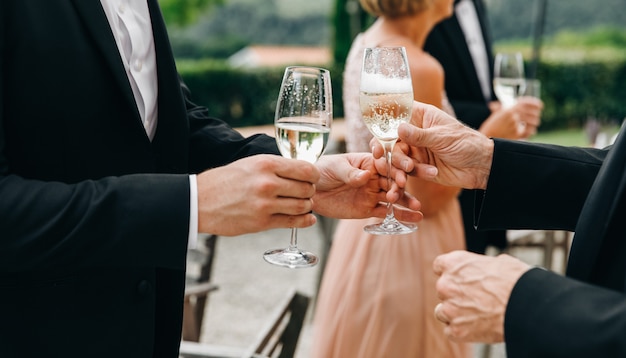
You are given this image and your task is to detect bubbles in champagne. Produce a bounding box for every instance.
[359,91,413,141]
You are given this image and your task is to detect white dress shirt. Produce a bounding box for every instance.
[455,0,492,102]
[100,0,198,248]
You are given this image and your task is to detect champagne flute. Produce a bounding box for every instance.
[360,47,417,235]
[263,66,332,268]
[493,52,526,109]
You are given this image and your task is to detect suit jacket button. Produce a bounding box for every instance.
[137,280,152,296]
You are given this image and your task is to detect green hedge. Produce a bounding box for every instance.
[177,60,345,128]
[178,58,626,131]
[537,60,626,130]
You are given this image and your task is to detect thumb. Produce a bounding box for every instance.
[409,100,427,127]
[400,101,436,147]
[347,168,371,187]
[324,154,372,187]
[433,250,465,276]
[433,253,447,276]
[398,122,431,148]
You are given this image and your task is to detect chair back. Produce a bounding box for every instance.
[245,290,310,358]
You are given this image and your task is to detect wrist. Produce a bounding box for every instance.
[479,139,494,190]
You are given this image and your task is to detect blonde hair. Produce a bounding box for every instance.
[359,0,435,17]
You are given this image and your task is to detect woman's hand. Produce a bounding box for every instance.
[313,153,422,223]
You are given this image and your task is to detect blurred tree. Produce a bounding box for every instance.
[159,0,224,26]
[168,1,331,59]
[331,0,371,64]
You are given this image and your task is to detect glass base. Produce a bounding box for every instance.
[263,248,319,268]
[364,217,418,235]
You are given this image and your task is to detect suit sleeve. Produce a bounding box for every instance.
[474,139,606,231]
[505,268,626,357]
[0,170,192,273]
[181,80,280,173]
[449,99,492,130]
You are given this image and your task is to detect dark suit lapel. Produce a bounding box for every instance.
[147,0,179,88]
[146,0,190,171]
[567,130,626,282]
[69,0,139,120]
[439,18,482,91]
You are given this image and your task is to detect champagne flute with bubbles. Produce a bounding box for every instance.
[360,47,417,235]
[263,66,332,268]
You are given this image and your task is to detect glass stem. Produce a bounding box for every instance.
[288,228,298,251]
[384,141,396,219]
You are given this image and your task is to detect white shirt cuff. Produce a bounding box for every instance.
[188,174,199,250]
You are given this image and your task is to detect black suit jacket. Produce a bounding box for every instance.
[424,0,495,128]
[424,0,505,253]
[476,134,626,356]
[0,1,277,357]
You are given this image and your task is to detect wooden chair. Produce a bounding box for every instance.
[178,289,311,358]
[183,234,220,342]
[315,213,337,293]
[243,289,311,358]
[505,230,572,273]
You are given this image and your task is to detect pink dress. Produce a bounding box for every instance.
[311,34,471,358]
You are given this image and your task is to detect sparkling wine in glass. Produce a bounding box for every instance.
[263,66,332,268]
[493,52,526,109]
[360,47,417,235]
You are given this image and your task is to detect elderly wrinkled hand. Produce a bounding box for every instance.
[372,101,495,190]
[433,250,531,343]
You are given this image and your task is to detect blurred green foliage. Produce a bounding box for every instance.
[177,56,626,131]
[167,1,331,59]
[331,0,372,64]
[553,26,626,47]
[178,60,345,128]
[496,26,626,64]
[158,0,223,26]
[169,1,626,131]
[485,0,626,42]
[537,60,626,130]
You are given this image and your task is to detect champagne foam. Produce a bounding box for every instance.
[360,73,412,93]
